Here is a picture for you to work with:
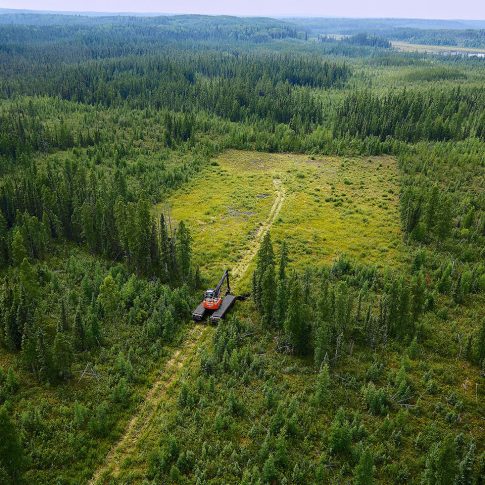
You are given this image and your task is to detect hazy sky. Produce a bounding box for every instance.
[1,0,484,20]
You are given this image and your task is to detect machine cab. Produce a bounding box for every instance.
[204,289,215,299]
[203,288,222,310]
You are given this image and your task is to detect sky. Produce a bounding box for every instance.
[1,0,484,20]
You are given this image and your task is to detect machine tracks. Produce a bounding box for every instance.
[89,178,285,483]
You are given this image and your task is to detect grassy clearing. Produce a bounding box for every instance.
[162,150,406,289]
[392,41,485,56]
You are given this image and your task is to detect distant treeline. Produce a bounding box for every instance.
[294,17,485,48]
[390,28,485,49]
[319,33,391,49]
[0,51,349,130]
[334,88,485,142]
[0,14,299,42]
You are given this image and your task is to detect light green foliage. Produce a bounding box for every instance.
[476,318,485,366]
[11,229,28,267]
[0,367,19,403]
[456,441,476,485]
[422,436,458,485]
[0,405,25,482]
[97,275,121,322]
[354,449,374,485]
[328,408,353,455]
[315,363,331,406]
[361,383,389,415]
[262,453,277,483]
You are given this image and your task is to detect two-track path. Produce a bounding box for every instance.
[89,178,285,484]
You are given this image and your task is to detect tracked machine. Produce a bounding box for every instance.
[192,270,238,324]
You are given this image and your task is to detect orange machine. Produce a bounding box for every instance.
[193,270,236,323]
[202,270,229,310]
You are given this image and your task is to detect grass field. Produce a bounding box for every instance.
[392,41,485,57]
[161,150,407,289]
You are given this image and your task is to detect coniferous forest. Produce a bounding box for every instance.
[0,11,484,485]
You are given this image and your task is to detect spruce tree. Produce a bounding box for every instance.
[315,363,330,406]
[59,300,69,333]
[11,228,28,266]
[476,318,485,366]
[52,326,73,381]
[19,257,39,300]
[0,406,25,483]
[87,300,101,348]
[328,408,352,455]
[436,196,452,242]
[456,441,475,485]
[149,220,160,277]
[397,281,412,340]
[425,185,439,235]
[411,271,426,321]
[334,281,352,337]
[134,199,152,275]
[97,274,120,323]
[159,214,170,283]
[262,453,277,483]
[354,449,374,485]
[73,306,85,351]
[162,306,177,342]
[437,263,453,294]
[253,232,275,310]
[422,435,458,485]
[4,288,22,351]
[0,213,8,268]
[273,242,288,327]
[176,221,192,284]
[35,326,51,382]
[21,312,36,372]
[314,321,331,368]
[278,241,288,282]
[260,264,276,328]
[385,277,401,337]
[284,276,310,355]
[274,277,287,328]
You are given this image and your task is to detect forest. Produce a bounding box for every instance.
[0,11,484,485]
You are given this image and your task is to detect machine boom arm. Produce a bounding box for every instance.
[214,270,230,297]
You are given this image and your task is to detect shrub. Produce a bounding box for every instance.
[315,363,331,406]
[329,408,352,455]
[361,383,390,415]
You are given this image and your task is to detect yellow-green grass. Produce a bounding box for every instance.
[160,150,407,289]
[392,40,485,56]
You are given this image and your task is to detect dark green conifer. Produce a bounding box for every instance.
[176,221,192,283]
[0,406,25,483]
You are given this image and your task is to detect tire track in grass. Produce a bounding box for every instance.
[231,179,284,282]
[90,178,285,484]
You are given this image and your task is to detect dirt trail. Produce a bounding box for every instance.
[231,178,285,281]
[90,178,285,484]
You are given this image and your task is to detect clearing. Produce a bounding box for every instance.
[392,41,485,57]
[166,150,406,288]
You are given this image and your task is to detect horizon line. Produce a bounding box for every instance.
[1,8,484,22]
